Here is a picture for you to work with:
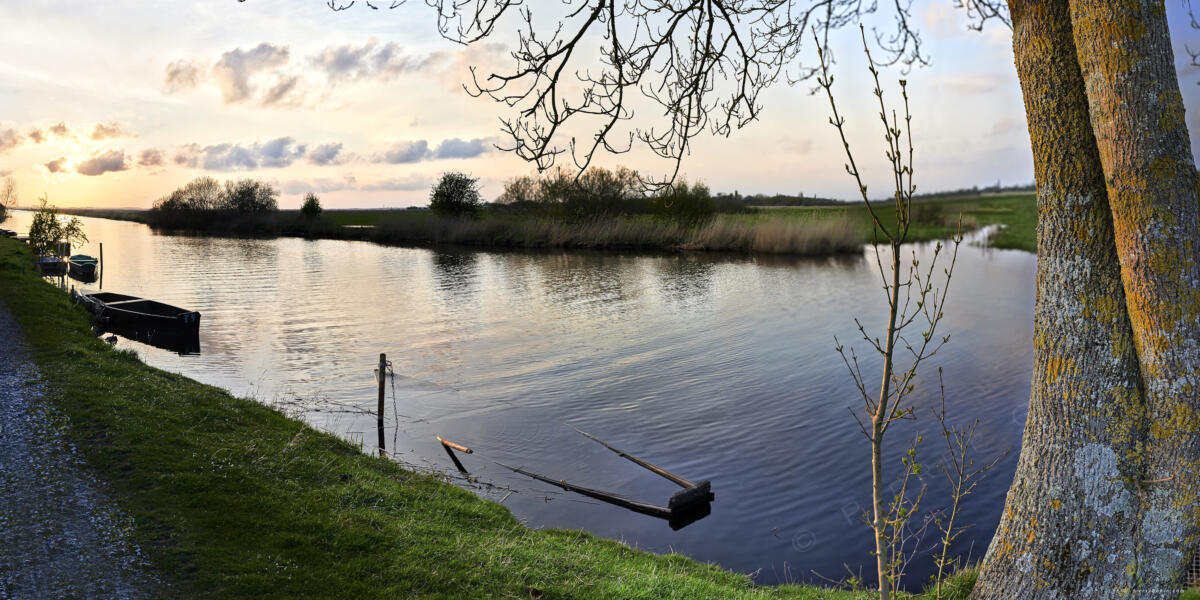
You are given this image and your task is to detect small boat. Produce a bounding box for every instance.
[35,256,66,274]
[73,290,201,354]
[68,254,98,280]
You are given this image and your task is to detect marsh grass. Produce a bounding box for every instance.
[56,192,1035,256]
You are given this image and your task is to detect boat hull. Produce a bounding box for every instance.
[74,291,201,354]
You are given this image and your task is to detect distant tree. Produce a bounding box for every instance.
[300,193,323,219]
[496,175,540,205]
[221,179,279,214]
[0,175,16,224]
[27,196,86,257]
[650,179,716,224]
[429,172,482,217]
[152,176,222,213]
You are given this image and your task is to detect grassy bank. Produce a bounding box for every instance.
[0,237,932,599]
[57,192,1036,256]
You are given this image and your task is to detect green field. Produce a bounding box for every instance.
[743,193,1036,253]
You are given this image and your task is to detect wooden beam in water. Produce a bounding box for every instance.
[437,436,473,454]
[495,462,673,520]
[573,427,695,489]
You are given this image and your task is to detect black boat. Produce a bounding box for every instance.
[35,256,66,275]
[74,291,201,354]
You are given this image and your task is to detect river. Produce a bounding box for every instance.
[7,209,1035,588]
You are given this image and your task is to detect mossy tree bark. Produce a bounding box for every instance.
[1069,0,1200,589]
[972,2,1151,597]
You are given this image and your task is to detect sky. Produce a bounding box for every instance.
[1,1,1199,209]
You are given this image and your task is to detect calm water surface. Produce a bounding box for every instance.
[9,210,1035,587]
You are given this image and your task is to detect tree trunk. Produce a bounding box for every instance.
[1069,0,1200,588]
[972,1,1149,597]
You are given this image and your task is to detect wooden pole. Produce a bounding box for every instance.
[573,427,695,488]
[436,436,473,454]
[98,242,103,289]
[495,462,673,519]
[377,353,386,456]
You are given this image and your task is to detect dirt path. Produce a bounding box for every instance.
[0,303,160,599]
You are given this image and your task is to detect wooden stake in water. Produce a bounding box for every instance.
[377,353,386,456]
[99,242,104,290]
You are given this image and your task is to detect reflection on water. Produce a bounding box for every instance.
[4,210,1036,588]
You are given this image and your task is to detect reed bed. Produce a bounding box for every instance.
[369,213,864,255]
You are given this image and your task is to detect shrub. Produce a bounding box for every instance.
[300,193,323,219]
[429,172,482,217]
[222,179,278,214]
[28,196,86,257]
[0,175,15,224]
[148,176,279,230]
[650,179,717,224]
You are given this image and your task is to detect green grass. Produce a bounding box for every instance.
[7,236,959,598]
[1183,587,1200,600]
[751,193,1036,253]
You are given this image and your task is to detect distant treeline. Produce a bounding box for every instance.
[911,181,1036,201]
[149,177,332,234]
[495,167,737,222]
[717,192,845,207]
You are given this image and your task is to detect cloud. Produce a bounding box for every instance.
[361,175,430,191]
[27,128,44,144]
[372,138,493,163]
[210,43,291,104]
[76,149,130,176]
[433,137,491,159]
[376,140,430,164]
[260,74,306,107]
[138,148,165,167]
[279,175,358,194]
[49,121,75,139]
[312,39,439,82]
[164,59,205,93]
[44,157,68,174]
[174,136,308,171]
[90,122,127,141]
[0,128,21,153]
[307,142,343,165]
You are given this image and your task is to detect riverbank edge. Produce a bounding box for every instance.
[1,237,921,599]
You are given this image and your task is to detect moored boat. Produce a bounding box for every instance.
[68,254,98,280]
[35,256,66,274]
[73,290,201,354]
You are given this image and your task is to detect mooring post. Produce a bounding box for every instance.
[377,353,387,456]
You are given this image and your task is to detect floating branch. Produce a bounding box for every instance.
[573,427,698,490]
[495,462,673,520]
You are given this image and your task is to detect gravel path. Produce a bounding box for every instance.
[0,302,160,599]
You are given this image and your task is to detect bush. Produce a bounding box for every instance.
[495,166,649,219]
[222,179,278,214]
[0,175,16,224]
[650,179,716,224]
[300,193,323,219]
[429,172,482,217]
[28,196,86,257]
[148,176,279,230]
